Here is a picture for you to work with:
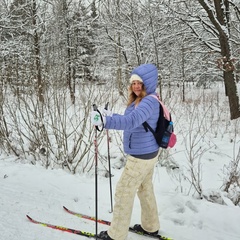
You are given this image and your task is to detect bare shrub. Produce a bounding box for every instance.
[221,119,240,206]
[1,82,120,173]
[169,86,225,198]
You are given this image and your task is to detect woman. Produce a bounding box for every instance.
[91,63,160,240]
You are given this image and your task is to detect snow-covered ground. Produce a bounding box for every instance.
[1,82,240,240]
[1,152,240,240]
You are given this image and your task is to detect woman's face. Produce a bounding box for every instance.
[131,80,143,96]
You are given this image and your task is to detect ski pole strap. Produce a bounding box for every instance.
[93,104,104,132]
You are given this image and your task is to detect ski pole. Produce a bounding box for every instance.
[104,102,113,213]
[93,104,103,239]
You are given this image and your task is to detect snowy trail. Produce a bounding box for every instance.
[1,159,240,240]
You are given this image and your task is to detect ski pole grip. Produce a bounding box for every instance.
[92,104,104,132]
[104,102,109,110]
[93,104,98,111]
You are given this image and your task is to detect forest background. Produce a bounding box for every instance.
[0,0,240,207]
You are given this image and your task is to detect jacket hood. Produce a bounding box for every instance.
[130,63,158,94]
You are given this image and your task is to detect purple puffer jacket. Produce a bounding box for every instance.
[105,63,160,155]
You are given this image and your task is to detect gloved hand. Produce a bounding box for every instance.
[102,108,112,117]
[91,111,106,126]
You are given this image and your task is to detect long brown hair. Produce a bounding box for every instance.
[127,84,147,107]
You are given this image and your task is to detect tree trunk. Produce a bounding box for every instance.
[32,0,44,103]
[66,29,75,104]
[223,70,240,119]
[197,0,240,119]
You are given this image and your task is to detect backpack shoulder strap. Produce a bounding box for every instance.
[142,102,164,134]
[148,94,171,121]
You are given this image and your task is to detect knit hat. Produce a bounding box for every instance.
[129,74,143,84]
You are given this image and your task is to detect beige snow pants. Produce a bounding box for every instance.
[108,154,160,240]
